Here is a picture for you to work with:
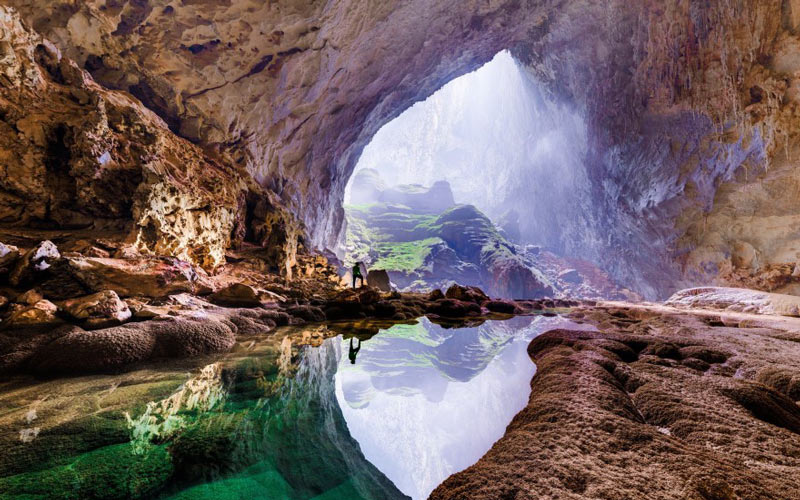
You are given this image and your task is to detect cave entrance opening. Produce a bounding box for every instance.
[342,51,627,300]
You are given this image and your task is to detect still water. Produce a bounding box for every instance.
[0,315,590,500]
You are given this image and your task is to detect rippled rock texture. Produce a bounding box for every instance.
[1,1,799,298]
[432,304,800,499]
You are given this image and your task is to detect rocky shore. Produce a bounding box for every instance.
[0,236,582,376]
[431,301,800,499]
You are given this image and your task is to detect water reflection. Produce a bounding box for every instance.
[0,315,592,500]
[0,328,405,500]
[335,315,594,500]
[349,338,362,364]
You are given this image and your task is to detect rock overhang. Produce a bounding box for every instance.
[0,0,798,299]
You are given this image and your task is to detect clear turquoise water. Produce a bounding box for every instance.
[0,315,589,500]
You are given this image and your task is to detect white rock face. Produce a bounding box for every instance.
[666,287,800,317]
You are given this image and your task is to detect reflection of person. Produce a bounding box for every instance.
[349,338,361,364]
[352,262,364,288]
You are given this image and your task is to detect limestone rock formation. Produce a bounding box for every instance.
[0,2,798,298]
[366,269,392,292]
[37,255,203,299]
[209,283,283,308]
[667,287,800,317]
[61,290,132,328]
[9,240,59,286]
[436,205,554,298]
[345,196,555,298]
[6,298,60,326]
[431,304,800,499]
[0,6,298,274]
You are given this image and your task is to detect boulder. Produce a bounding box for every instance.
[209,283,286,307]
[127,299,170,320]
[226,308,289,335]
[9,240,60,286]
[6,299,61,327]
[61,290,132,329]
[28,317,236,373]
[16,289,43,305]
[558,268,583,285]
[286,305,326,323]
[28,323,156,373]
[731,241,759,270]
[427,298,481,318]
[373,300,398,318]
[0,242,20,273]
[427,289,445,301]
[487,258,554,299]
[153,318,237,358]
[210,283,261,307]
[324,287,382,319]
[367,269,392,292]
[354,287,381,305]
[445,284,489,304]
[485,300,521,314]
[38,257,198,299]
[666,287,800,317]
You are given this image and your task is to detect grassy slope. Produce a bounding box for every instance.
[344,203,442,273]
[345,203,551,292]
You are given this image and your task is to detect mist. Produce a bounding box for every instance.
[347,51,590,251]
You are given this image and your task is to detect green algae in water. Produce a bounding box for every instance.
[0,328,407,500]
[0,443,173,500]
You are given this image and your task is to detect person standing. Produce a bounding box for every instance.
[352,262,364,288]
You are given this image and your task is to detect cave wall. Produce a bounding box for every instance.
[511,0,798,298]
[3,0,800,297]
[0,5,250,270]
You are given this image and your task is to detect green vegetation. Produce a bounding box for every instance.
[345,201,515,274]
[372,237,442,273]
[344,199,552,296]
[344,202,440,270]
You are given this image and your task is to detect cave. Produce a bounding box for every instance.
[1,2,800,499]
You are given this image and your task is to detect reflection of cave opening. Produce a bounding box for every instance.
[342,52,630,300]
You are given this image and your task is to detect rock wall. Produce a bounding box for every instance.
[513,0,796,298]
[2,0,536,251]
[0,6,245,269]
[2,1,800,297]
[0,6,302,273]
